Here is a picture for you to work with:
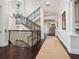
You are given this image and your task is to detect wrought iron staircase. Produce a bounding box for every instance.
[9,7,41,47]
[16,7,40,30]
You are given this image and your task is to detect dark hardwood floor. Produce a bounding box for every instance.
[0,39,79,59]
[0,40,44,59]
[71,54,79,59]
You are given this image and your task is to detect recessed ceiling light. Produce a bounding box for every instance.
[46,1,50,6]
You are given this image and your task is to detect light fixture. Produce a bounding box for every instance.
[46,1,50,6]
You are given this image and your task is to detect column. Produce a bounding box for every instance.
[70,0,76,34]
[40,7,44,39]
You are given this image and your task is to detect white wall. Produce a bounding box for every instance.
[0,0,22,47]
[0,5,4,46]
[0,0,10,47]
[70,1,79,54]
[71,35,79,54]
[56,0,79,54]
[56,0,71,52]
[8,0,18,30]
[44,22,49,34]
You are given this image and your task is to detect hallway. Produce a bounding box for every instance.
[0,0,79,59]
[36,36,71,59]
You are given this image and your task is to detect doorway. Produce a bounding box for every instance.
[49,24,55,36]
[44,20,56,36]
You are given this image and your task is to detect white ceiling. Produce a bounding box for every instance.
[24,0,62,16]
[39,0,62,16]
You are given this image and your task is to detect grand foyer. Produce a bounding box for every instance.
[0,0,79,59]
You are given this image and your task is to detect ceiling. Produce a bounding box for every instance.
[24,0,62,16]
[39,0,62,16]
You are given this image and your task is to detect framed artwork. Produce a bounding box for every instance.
[62,11,66,30]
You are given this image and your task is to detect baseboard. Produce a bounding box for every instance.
[71,49,79,55]
[56,36,70,55]
[56,35,79,59]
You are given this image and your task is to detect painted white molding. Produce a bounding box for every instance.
[71,49,79,54]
